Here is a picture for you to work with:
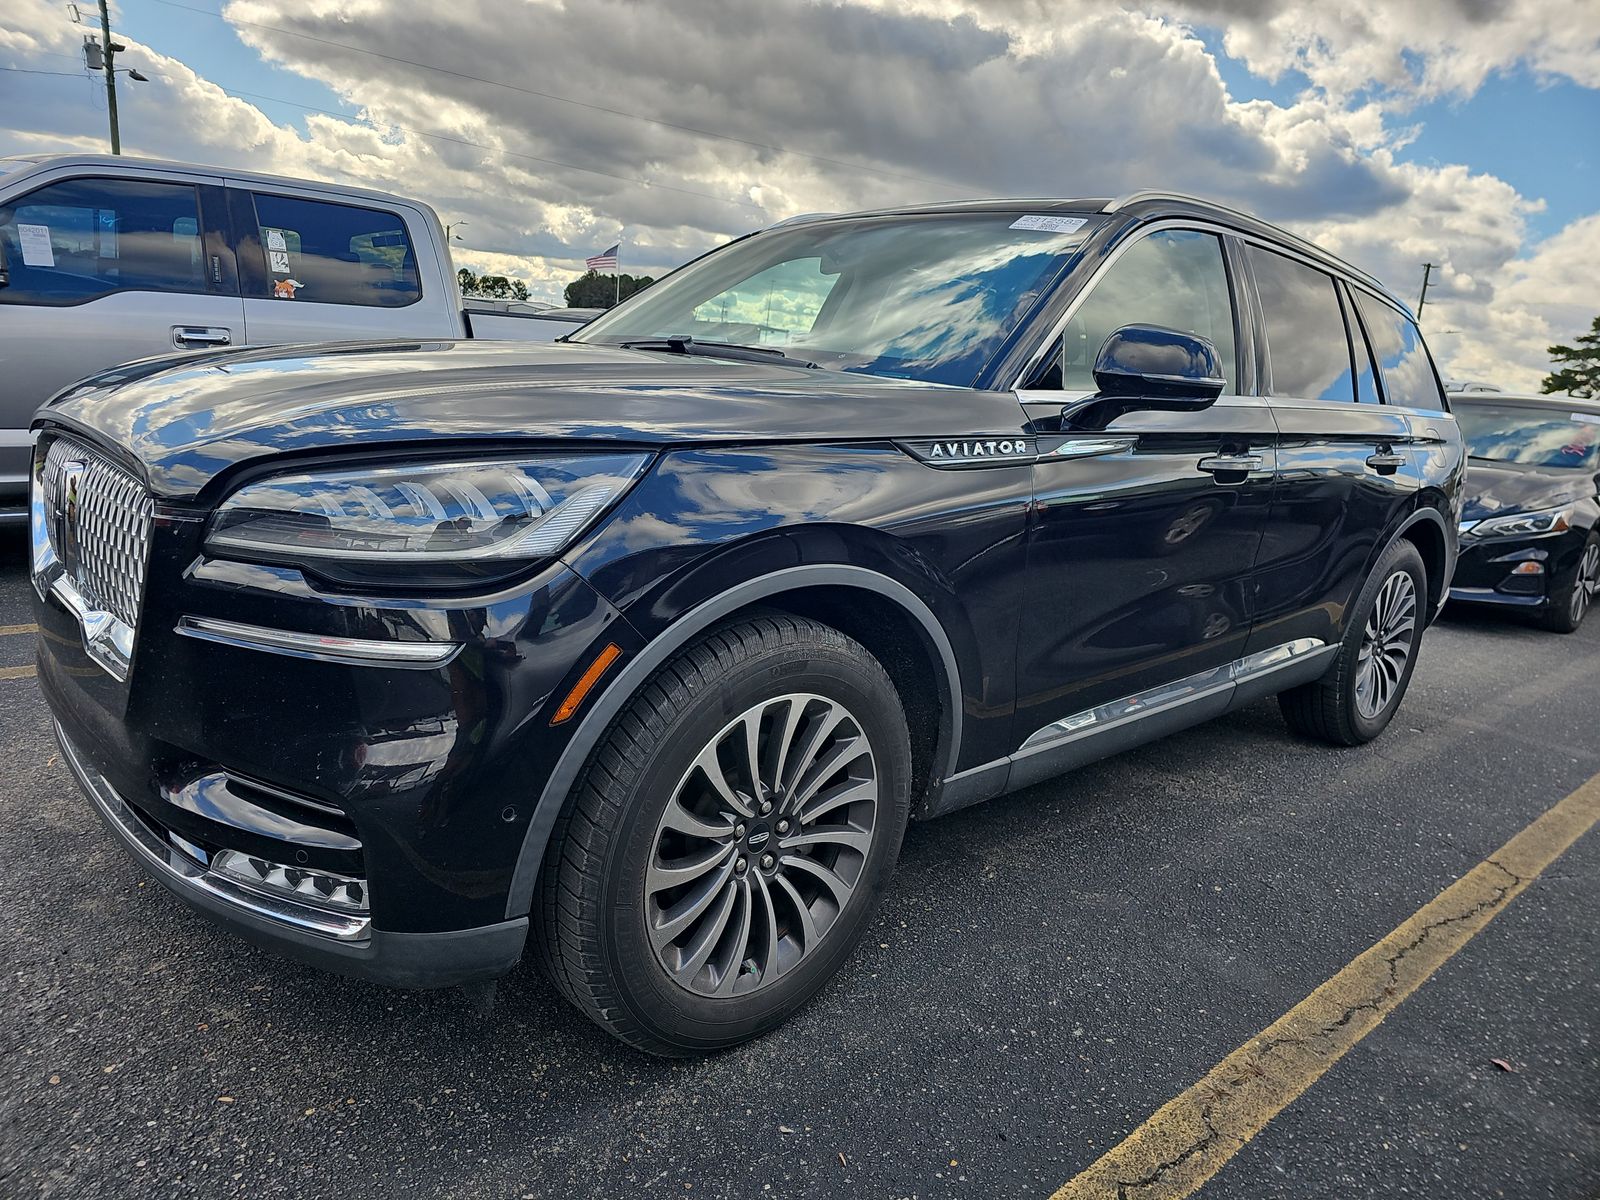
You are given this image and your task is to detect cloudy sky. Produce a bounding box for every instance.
[1,0,1596,389]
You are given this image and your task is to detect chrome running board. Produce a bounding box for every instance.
[928,638,1335,818]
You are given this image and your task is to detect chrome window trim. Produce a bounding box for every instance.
[176,615,460,668]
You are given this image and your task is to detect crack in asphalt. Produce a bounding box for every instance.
[1108,859,1527,1197]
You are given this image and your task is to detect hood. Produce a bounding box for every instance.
[35,339,1024,501]
[1461,457,1597,522]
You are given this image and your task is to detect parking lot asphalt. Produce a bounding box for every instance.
[0,525,1595,1200]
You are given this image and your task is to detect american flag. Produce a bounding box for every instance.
[586,243,620,271]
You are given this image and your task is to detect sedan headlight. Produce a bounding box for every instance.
[1467,506,1571,540]
[208,453,650,566]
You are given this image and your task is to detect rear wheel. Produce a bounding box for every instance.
[535,615,911,1056]
[1280,539,1427,746]
[1540,535,1600,634]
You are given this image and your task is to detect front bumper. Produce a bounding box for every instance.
[56,719,528,987]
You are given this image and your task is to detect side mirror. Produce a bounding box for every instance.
[1062,324,1225,430]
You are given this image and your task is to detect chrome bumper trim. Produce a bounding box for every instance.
[56,724,372,942]
[175,615,459,669]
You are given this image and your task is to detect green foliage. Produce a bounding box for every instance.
[1541,315,1600,397]
[457,267,531,302]
[564,270,655,309]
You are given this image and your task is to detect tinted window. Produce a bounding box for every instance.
[576,213,1097,387]
[1453,402,1600,469]
[1344,287,1382,404]
[1248,246,1353,402]
[248,193,420,307]
[1353,291,1445,411]
[1049,229,1236,392]
[0,177,205,305]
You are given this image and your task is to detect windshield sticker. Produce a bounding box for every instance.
[1010,214,1088,234]
[17,223,54,267]
[1571,413,1600,424]
[272,278,304,300]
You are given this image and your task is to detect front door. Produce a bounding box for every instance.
[0,174,243,494]
[1013,228,1275,746]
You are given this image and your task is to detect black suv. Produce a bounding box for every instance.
[32,192,1464,1054]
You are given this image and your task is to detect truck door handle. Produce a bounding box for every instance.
[1198,454,1263,483]
[1366,451,1406,475]
[173,326,232,348]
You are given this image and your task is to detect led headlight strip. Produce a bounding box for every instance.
[207,453,651,564]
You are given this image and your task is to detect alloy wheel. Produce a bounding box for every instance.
[1355,570,1418,720]
[643,693,879,998]
[1571,542,1600,625]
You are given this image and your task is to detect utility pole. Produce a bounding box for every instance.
[97,0,120,154]
[1417,262,1436,320]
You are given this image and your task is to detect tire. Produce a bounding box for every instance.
[1279,538,1427,746]
[1539,534,1600,634]
[535,614,912,1056]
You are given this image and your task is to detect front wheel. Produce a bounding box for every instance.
[535,615,912,1056]
[1540,535,1600,634]
[1280,539,1427,746]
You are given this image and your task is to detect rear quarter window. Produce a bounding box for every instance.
[247,193,421,307]
[1353,290,1446,411]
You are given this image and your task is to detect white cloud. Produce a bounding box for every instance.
[0,0,1594,381]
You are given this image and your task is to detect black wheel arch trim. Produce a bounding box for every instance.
[1384,503,1454,620]
[503,563,964,919]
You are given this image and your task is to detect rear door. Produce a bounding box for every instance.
[0,171,243,415]
[1242,244,1420,654]
[227,186,450,343]
[1013,227,1277,747]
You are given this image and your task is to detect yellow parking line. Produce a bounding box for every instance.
[1051,773,1600,1200]
[0,664,37,681]
[0,624,38,637]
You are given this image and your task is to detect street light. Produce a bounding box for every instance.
[446,221,469,242]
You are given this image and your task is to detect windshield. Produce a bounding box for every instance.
[574,212,1099,387]
[1454,401,1600,470]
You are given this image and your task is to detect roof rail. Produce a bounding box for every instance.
[1101,189,1401,310]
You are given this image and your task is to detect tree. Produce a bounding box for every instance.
[1541,315,1600,398]
[457,267,531,302]
[564,270,655,309]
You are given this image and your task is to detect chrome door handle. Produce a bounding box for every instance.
[1366,451,1406,475]
[172,326,232,348]
[1198,454,1263,483]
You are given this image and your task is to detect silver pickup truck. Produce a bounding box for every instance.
[0,154,597,522]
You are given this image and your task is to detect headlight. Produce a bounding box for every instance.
[208,453,650,566]
[1467,506,1571,540]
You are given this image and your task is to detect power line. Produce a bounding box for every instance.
[0,65,89,77]
[217,84,764,212]
[143,0,966,196]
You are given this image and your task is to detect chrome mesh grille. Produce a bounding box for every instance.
[41,437,154,628]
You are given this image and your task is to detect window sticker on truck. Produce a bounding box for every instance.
[272,278,304,299]
[17,223,53,267]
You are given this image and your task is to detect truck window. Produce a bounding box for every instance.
[0,177,205,305]
[1352,290,1447,411]
[246,193,421,307]
[1247,245,1354,403]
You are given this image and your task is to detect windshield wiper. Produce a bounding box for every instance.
[619,335,818,369]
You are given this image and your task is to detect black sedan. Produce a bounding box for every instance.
[1450,392,1600,632]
